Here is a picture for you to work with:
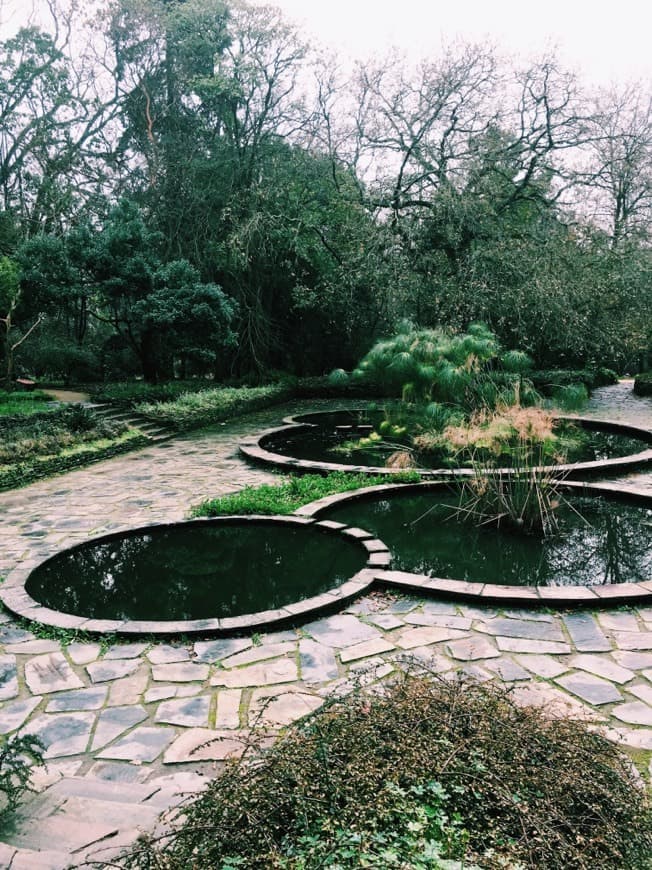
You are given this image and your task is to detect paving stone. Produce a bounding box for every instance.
[91,705,149,750]
[214,688,242,729]
[395,626,468,650]
[103,643,148,660]
[250,688,323,727]
[340,637,395,662]
[514,654,569,679]
[155,695,211,728]
[484,658,531,682]
[67,642,101,665]
[0,843,16,867]
[611,702,652,726]
[221,641,296,668]
[458,605,497,620]
[193,637,252,663]
[28,758,84,794]
[22,711,95,758]
[459,664,492,682]
[509,683,602,720]
[612,650,652,670]
[0,696,42,734]
[611,631,652,651]
[97,726,176,762]
[10,844,86,869]
[496,638,571,655]
[500,609,555,622]
[211,657,298,688]
[0,654,18,700]
[446,636,500,661]
[303,614,381,648]
[597,612,640,633]
[87,761,148,783]
[163,728,248,764]
[388,598,419,614]
[107,669,149,706]
[152,662,210,683]
[24,652,84,695]
[404,613,472,630]
[364,613,405,630]
[478,618,565,642]
[562,614,611,652]
[146,644,191,664]
[627,683,652,706]
[392,649,454,676]
[144,684,200,703]
[4,639,61,655]
[567,654,635,685]
[8,811,116,855]
[87,659,141,684]
[299,638,339,682]
[46,686,108,712]
[47,774,160,805]
[556,672,623,705]
[0,625,35,644]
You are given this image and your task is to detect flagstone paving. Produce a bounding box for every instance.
[0,390,650,866]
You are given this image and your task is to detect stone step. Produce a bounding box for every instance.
[45,775,161,805]
[1,844,72,870]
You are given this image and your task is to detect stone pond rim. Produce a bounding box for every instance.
[239,412,652,479]
[2,482,651,637]
[295,479,652,608]
[0,516,390,637]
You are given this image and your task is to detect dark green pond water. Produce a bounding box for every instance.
[25,521,367,621]
[321,491,652,587]
[266,411,648,470]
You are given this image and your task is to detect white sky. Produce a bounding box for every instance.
[262,0,652,86]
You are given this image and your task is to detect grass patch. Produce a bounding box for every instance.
[0,389,55,417]
[120,673,652,869]
[191,471,420,518]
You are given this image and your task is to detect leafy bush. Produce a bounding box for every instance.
[119,675,652,869]
[550,382,589,411]
[530,367,618,395]
[0,735,44,827]
[634,372,652,397]
[0,406,128,465]
[192,471,419,517]
[137,384,294,430]
[89,380,217,408]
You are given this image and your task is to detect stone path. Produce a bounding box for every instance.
[0,389,650,867]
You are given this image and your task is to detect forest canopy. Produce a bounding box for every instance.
[0,0,650,383]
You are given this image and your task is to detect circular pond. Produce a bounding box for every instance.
[298,482,652,605]
[2,517,385,635]
[240,409,652,478]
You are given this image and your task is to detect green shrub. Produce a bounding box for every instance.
[549,382,589,411]
[89,380,217,408]
[531,368,618,395]
[119,675,652,869]
[0,735,44,827]
[634,372,652,397]
[192,471,419,517]
[137,384,294,430]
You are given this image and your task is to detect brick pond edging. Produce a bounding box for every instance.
[296,479,652,607]
[0,516,389,636]
[239,411,652,479]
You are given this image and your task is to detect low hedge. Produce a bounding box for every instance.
[0,432,150,492]
[633,372,652,397]
[530,367,618,394]
[136,383,295,430]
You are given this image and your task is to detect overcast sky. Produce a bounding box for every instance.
[259,0,651,86]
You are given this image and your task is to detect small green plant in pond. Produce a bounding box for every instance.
[0,735,45,827]
[191,471,420,518]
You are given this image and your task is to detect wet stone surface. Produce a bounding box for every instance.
[0,392,649,865]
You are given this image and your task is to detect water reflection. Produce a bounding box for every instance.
[323,493,651,587]
[25,523,366,621]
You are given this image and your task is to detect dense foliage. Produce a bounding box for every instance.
[0,0,648,385]
[0,735,44,827]
[120,674,652,869]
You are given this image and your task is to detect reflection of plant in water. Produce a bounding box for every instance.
[451,439,569,535]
